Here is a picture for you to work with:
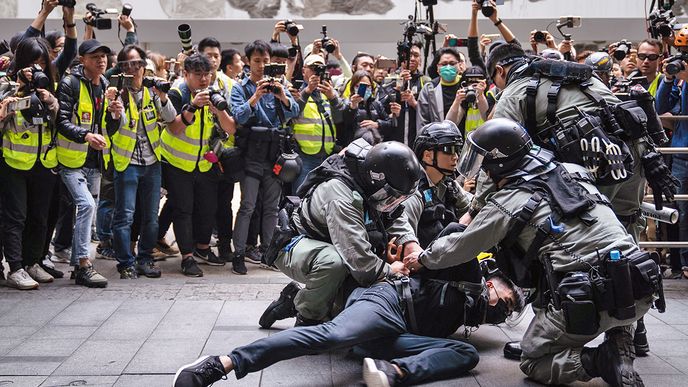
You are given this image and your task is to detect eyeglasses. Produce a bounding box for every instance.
[191,71,212,79]
[118,60,145,71]
[637,53,660,61]
[437,144,462,155]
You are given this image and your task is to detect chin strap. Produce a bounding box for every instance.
[425,149,456,176]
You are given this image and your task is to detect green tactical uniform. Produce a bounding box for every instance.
[418,163,653,385]
[492,74,647,240]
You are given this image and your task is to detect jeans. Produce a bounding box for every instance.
[0,160,57,271]
[673,157,688,268]
[112,163,162,269]
[96,169,115,242]
[162,163,218,255]
[229,283,479,384]
[293,153,328,192]
[59,167,101,265]
[232,159,282,254]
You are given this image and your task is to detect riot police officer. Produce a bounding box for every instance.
[405,120,470,248]
[405,119,663,387]
[259,139,422,328]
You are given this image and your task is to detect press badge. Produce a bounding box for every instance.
[144,108,156,121]
[81,112,92,124]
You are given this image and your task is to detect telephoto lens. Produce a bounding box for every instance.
[208,89,228,111]
[285,20,300,36]
[613,40,630,61]
[665,58,685,76]
[31,66,51,90]
[534,31,546,43]
[464,87,477,105]
[122,3,133,17]
[142,77,171,93]
[178,24,193,53]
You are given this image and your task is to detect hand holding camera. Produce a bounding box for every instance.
[306,75,320,93]
[118,13,134,33]
[192,89,211,108]
[42,1,60,16]
[317,80,336,100]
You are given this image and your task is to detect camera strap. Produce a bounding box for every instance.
[311,93,336,147]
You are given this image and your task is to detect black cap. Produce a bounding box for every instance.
[79,40,112,56]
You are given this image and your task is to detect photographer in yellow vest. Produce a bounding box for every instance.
[161,54,236,277]
[107,45,177,280]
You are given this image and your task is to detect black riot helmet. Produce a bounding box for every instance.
[413,120,464,176]
[345,138,422,213]
[458,118,533,180]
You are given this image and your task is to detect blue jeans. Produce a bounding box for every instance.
[293,153,328,192]
[229,283,479,384]
[59,167,101,265]
[112,163,161,269]
[672,157,688,268]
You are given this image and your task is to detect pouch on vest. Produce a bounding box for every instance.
[558,271,600,335]
[627,250,665,312]
[612,100,649,140]
[264,196,301,266]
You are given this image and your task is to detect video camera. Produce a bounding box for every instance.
[613,40,633,61]
[321,25,336,54]
[141,77,171,93]
[284,20,303,37]
[84,3,119,30]
[178,24,194,55]
[612,76,646,98]
[647,0,676,39]
[665,51,688,76]
[263,63,287,93]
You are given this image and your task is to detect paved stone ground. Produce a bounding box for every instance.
[1,251,688,387]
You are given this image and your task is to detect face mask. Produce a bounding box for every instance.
[484,299,509,324]
[439,65,458,82]
[364,88,373,101]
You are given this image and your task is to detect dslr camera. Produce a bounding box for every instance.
[310,64,330,83]
[665,51,688,76]
[196,88,228,111]
[141,77,171,93]
[284,20,303,37]
[23,65,51,91]
[463,83,478,105]
[613,40,632,61]
[321,25,336,54]
[647,4,675,39]
[533,30,547,44]
[85,3,119,30]
[178,24,194,55]
[263,63,287,93]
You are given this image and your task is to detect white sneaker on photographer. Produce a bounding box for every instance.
[6,269,39,290]
[50,248,71,264]
[26,264,54,283]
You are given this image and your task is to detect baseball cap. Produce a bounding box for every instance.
[79,39,112,56]
[304,54,326,67]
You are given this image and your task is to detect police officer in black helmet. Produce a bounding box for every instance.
[259,138,423,328]
[404,118,663,387]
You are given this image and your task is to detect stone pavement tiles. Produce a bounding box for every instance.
[1,258,688,387]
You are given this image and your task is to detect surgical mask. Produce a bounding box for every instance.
[439,65,458,82]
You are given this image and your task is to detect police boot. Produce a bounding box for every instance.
[633,317,650,357]
[503,341,523,360]
[581,328,642,387]
[259,282,301,329]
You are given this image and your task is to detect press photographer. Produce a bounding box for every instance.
[292,54,346,189]
[626,39,665,96]
[229,40,299,275]
[106,45,177,281]
[161,53,235,277]
[0,38,61,290]
[450,66,494,137]
[342,70,397,146]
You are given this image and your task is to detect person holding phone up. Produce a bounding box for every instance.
[343,70,398,146]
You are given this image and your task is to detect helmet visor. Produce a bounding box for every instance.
[458,139,486,179]
[369,183,416,213]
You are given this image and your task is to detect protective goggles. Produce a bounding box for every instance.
[436,143,462,155]
[637,53,660,61]
[118,60,146,71]
[457,136,487,179]
[369,183,417,213]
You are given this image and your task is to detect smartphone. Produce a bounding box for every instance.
[559,16,582,28]
[7,96,31,113]
[357,83,368,97]
[483,34,500,40]
[293,79,304,89]
[376,58,398,70]
[449,38,469,47]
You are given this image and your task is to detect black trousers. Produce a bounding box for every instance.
[0,160,57,271]
[43,179,74,256]
[162,163,218,256]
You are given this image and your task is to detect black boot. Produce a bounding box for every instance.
[258,282,301,328]
[581,328,641,387]
[503,341,523,360]
[218,240,233,263]
[633,317,650,357]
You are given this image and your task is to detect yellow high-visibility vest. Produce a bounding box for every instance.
[160,87,215,172]
[2,110,57,170]
[56,80,111,168]
[111,87,161,172]
[292,95,335,155]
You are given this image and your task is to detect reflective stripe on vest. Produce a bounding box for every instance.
[160,87,214,172]
[464,106,484,135]
[2,111,57,170]
[292,96,335,155]
[57,80,111,168]
[111,88,161,172]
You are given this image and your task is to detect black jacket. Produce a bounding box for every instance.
[341,98,392,146]
[56,65,109,143]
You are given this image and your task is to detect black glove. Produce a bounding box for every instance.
[642,151,680,210]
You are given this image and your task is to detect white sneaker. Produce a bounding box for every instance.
[50,248,71,264]
[6,269,39,290]
[26,264,54,283]
[42,254,56,269]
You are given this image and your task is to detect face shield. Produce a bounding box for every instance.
[457,137,487,179]
[368,183,416,213]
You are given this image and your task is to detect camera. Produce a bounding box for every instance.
[463,84,477,105]
[321,25,336,54]
[310,64,330,82]
[27,65,51,90]
[477,0,494,17]
[647,6,675,39]
[613,40,632,61]
[178,24,194,54]
[85,3,119,30]
[533,30,547,44]
[141,77,171,93]
[208,89,228,110]
[57,0,76,7]
[122,3,133,17]
[665,52,688,75]
[263,63,287,93]
[284,20,303,36]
